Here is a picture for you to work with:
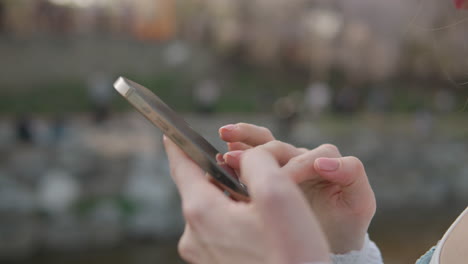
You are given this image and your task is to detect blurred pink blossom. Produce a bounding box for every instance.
[455,0,468,9]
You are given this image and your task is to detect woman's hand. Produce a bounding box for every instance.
[164,136,330,264]
[219,123,376,254]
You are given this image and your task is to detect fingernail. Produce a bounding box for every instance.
[216,153,225,162]
[163,135,168,141]
[316,158,340,172]
[220,124,237,132]
[224,151,242,160]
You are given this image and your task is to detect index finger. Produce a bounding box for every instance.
[240,148,282,194]
[223,140,305,170]
[219,123,275,146]
[281,144,342,183]
[240,146,329,255]
[240,147,301,207]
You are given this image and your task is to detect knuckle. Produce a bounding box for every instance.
[259,126,273,137]
[288,154,307,166]
[269,140,290,150]
[287,155,315,172]
[265,140,282,148]
[178,235,197,261]
[318,143,340,156]
[240,149,255,166]
[241,148,254,161]
[242,147,266,165]
[297,147,309,153]
[259,140,283,155]
[236,122,249,130]
[255,176,289,207]
[347,156,365,173]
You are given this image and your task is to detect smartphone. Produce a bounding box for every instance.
[113,77,249,201]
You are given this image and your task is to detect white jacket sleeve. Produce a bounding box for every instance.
[330,234,384,264]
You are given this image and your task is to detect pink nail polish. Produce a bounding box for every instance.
[224,151,242,160]
[317,158,340,172]
[216,153,225,163]
[221,124,236,132]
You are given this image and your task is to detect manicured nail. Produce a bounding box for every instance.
[224,151,243,160]
[216,153,225,163]
[220,124,237,132]
[316,158,340,172]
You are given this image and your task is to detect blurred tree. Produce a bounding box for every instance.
[455,0,468,9]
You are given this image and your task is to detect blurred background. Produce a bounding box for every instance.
[0,0,467,263]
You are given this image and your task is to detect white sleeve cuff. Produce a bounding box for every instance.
[330,234,384,264]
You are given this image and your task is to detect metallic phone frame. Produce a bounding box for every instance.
[114,77,249,201]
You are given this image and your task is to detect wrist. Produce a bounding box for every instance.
[330,234,383,264]
[329,231,366,254]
